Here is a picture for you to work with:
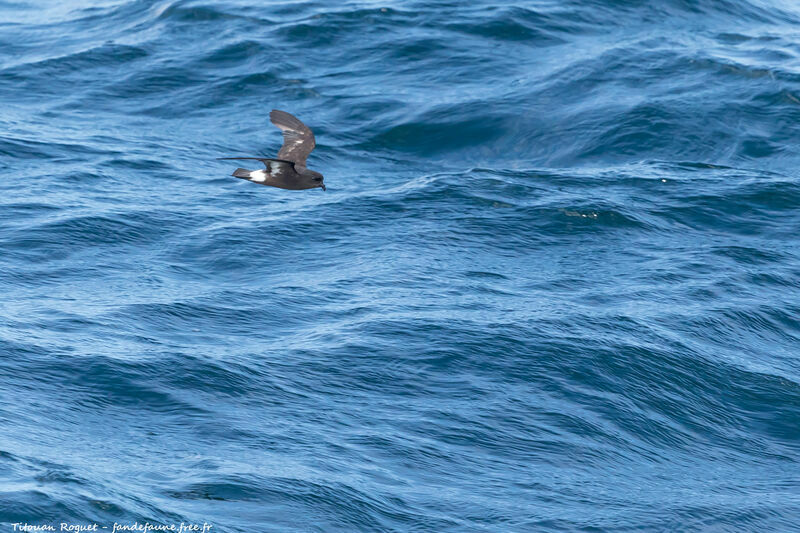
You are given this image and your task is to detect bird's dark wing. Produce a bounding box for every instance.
[269,109,316,166]
[217,157,296,170]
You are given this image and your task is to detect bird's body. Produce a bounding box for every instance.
[218,110,325,191]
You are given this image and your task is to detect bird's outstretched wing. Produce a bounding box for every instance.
[217,157,296,170]
[269,109,316,166]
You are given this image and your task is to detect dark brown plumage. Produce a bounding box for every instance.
[217,110,325,191]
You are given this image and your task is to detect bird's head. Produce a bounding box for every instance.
[310,171,326,191]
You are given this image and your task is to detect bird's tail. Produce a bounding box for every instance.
[232,168,251,179]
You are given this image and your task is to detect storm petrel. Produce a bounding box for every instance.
[218,110,325,191]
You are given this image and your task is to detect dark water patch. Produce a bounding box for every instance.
[165,475,430,531]
[7,212,172,252]
[0,135,117,160]
[276,7,421,50]
[746,270,800,289]
[156,2,246,23]
[16,354,212,416]
[360,104,507,156]
[166,477,268,501]
[113,300,266,336]
[657,179,800,236]
[0,201,61,222]
[1,43,148,79]
[190,40,269,70]
[106,66,208,100]
[0,490,86,523]
[101,158,175,171]
[710,245,790,266]
[463,270,509,280]
[443,6,567,44]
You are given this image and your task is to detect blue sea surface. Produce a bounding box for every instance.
[1,0,800,531]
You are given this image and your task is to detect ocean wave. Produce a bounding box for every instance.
[2,0,800,531]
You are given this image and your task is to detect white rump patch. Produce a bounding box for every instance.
[249,170,267,182]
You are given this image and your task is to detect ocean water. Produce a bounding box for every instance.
[1,0,799,531]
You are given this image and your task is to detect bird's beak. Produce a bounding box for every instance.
[321,184,326,191]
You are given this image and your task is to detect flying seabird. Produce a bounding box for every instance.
[218,109,325,191]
